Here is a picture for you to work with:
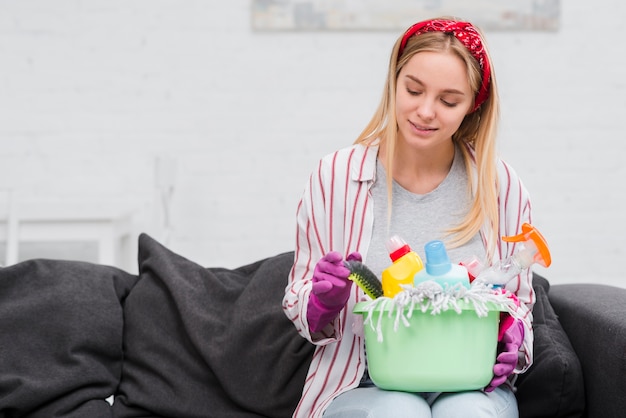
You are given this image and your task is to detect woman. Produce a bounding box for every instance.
[283,17,534,418]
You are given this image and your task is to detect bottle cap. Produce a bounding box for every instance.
[460,256,484,283]
[386,235,411,262]
[502,223,552,267]
[424,240,452,276]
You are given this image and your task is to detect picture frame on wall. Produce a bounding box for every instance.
[251,0,560,31]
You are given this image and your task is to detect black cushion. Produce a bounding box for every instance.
[113,234,314,418]
[0,259,138,417]
[515,275,585,417]
[549,283,626,418]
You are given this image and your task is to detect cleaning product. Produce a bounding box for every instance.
[381,235,424,297]
[459,255,484,283]
[413,240,470,289]
[475,223,551,286]
[345,260,383,300]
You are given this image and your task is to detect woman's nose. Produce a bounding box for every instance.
[416,98,435,120]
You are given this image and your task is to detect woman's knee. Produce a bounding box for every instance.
[369,390,430,413]
[325,388,431,417]
[431,388,518,418]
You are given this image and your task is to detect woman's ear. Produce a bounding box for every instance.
[466,102,477,116]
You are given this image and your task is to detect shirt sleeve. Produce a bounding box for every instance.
[281,156,346,345]
[497,159,535,373]
[282,145,375,345]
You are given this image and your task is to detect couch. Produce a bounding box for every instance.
[1,233,624,418]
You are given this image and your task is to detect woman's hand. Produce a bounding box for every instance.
[307,251,361,333]
[485,319,524,392]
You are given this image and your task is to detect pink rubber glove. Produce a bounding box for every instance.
[307,251,361,333]
[485,319,524,392]
[498,292,520,341]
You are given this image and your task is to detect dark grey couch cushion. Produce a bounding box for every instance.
[515,275,585,417]
[113,234,314,418]
[0,259,138,417]
[549,283,626,418]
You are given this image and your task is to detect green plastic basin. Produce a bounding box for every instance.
[354,300,503,392]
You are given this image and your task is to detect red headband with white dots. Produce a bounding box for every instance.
[399,19,491,111]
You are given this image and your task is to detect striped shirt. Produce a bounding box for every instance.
[282,143,535,418]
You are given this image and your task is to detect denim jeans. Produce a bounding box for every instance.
[323,386,518,418]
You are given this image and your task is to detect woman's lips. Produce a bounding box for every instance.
[410,121,437,134]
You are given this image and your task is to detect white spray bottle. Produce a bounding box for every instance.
[475,223,551,287]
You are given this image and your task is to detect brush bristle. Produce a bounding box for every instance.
[345,260,383,299]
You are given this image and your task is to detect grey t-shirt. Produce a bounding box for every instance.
[365,148,486,279]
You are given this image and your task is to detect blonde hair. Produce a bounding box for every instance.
[354,21,500,258]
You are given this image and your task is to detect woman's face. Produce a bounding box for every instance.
[395,50,473,151]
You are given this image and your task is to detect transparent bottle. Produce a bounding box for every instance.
[476,223,551,286]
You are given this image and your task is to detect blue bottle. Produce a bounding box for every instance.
[413,240,470,289]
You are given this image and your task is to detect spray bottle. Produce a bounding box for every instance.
[413,240,471,289]
[381,235,424,297]
[475,223,551,286]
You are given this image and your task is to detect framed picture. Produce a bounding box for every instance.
[251,0,560,31]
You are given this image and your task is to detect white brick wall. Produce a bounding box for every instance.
[1,0,624,287]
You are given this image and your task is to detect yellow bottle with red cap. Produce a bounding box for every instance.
[381,235,424,297]
[476,223,552,286]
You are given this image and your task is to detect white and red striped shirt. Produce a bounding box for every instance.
[282,143,535,418]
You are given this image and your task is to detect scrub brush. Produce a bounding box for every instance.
[345,260,383,299]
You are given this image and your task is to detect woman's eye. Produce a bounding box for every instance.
[407,88,421,96]
[441,99,458,107]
